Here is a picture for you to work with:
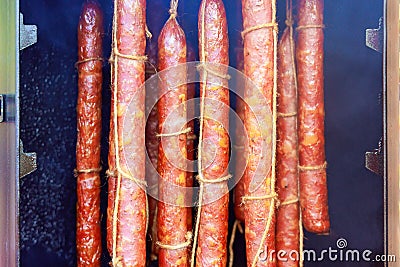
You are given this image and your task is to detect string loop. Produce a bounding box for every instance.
[196,173,232,184]
[74,167,102,177]
[196,63,231,80]
[279,198,299,207]
[169,0,179,19]
[75,57,103,68]
[241,22,278,39]
[277,111,297,118]
[156,127,191,137]
[156,231,192,250]
[298,161,327,172]
[296,24,325,31]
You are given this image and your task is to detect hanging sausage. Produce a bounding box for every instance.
[76,1,103,266]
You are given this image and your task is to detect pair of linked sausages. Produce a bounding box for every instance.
[76,0,148,265]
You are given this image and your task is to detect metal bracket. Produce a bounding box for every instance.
[366,17,384,53]
[19,140,37,179]
[364,16,385,176]
[365,138,384,176]
[0,96,36,176]
[19,13,37,50]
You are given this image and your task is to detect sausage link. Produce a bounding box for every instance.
[157,16,189,267]
[76,1,103,266]
[241,0,277,266]
[145,41,160,261]
[233,46,245,222]
[296,0,330,234]
[186,44,196,232]
[110,0,147,265]
[107,73,116,255]
[233,0,246,222]
[196,0,230,266]
[276,27,300,267]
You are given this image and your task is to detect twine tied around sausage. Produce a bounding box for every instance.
[285,0,304,265]
[169,0,179,19]
[156,127,191,137]
[241,192,278,203]
[190,2,231,266]
[239,0,278,266]
[74,168,102,187]
[196,173,232,184]
[241,22,278,39]
[110,0,149,265]
[196,63,231,80]
[186,133,197,140]
[298,161,327,172]
[74,167,102,177]
[296,24,325,31]
[156,231,193,250]
[105,169,117,178]
[277,111,297,118]
[279,197,299,207]
[75,57,103,68]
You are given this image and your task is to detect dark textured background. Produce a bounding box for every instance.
[19,0,384,266]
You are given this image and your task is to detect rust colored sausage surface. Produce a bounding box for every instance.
[276,27,300,267]
[109,0,147,265]
[241,0,276,266]
[196,0,230,266]
[76,2,103,266]
[234,46,246,222]
[145,41,160,261]
[296,0,329,234]
[107,35,117,257]
[156,16,189,267]
[107,82,116,255]
[186,44,196,232]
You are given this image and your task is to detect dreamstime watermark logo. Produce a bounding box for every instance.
[257,238,396,263]
[120,61,273,206]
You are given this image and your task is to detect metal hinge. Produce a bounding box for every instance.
[365,17,383,53]
[18,13,38,177]
[19,140,37,178]
[365,149,384,176]
[20,13,37,50]
[0,95,36,177]
[364,17,384,176]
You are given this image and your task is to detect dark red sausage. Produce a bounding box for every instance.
[145,41,160,262]
[276,27,300,267]
[241,0,277,266]
[186,44,196,232]
[233,0,246,223]
[296,0,330,234]
[106,74,116,255]
[195,0,230,266]
[109,0,147,265]
[233,45,245,223]
[76,1,103,266]
[157,15,190,267]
